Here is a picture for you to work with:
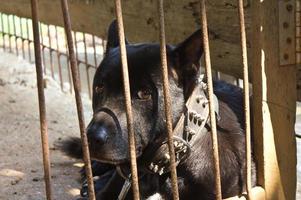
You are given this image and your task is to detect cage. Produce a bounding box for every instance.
[0,0,299,200]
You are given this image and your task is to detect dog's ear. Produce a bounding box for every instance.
[172,29,203,98]
[172,29,203,80]
[106,20,129,53]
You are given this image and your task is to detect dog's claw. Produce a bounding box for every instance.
[159,167,164,175]
[149,162,155,170]
[153,165,159,173]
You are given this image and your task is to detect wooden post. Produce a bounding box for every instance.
[252,0,297,200]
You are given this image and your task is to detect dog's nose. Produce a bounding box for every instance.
[87,123,109,145]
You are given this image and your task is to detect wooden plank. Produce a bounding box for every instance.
[251,0,297,200]
[0,0,252,79]
[297,0,301,101]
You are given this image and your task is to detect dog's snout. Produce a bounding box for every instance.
[87,124,109,145]
[87,108,121,148]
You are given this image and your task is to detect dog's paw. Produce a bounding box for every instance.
[80,170,115,198]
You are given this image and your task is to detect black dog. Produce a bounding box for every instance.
[61,21,256,200]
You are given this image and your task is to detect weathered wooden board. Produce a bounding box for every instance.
[252,0,297,199]
[0,0,251,78]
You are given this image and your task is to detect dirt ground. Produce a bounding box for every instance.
[0,50,301,200]
[0,51,93,200]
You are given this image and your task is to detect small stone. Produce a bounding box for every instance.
[32,177,39,182]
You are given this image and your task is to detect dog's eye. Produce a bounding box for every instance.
[137,89,152,100]
[95,85,104,94]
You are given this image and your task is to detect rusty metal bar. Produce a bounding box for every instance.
[59,0,96,199]
[30,0,53,199]
[114,0,140,199]
[200,0,222,199]
[237,0,252,196]
[73,31,81,86]
[47,25,55,78]
[157,1,180,200]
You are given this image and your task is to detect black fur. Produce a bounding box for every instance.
[57,137,83,159]
[60,21,256,200]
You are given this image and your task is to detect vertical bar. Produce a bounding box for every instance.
[64,33,73,93]
[92,35,97,67]
[59,1,96,200]
[83,33,91,98]
[13,15,19,56]
[199,0,222,199]
[7,15,12,52]
[26,19,32,62]
[157,1,179,200]
[74,31,79,62]
[20,17,26,59]
[114,1,140,199]
[55,26,64,90]
[102,39,106,56]
[47,25,55,78]
[30,0,52,199]
[237,0,252,197]
[1,14,5,51]
[40,23,46,74]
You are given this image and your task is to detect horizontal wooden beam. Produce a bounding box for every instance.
[0,0,253,79]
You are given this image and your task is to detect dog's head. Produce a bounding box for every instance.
[87,21,203,165]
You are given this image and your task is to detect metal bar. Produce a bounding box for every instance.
[92,35,98,67]
[7,15,12,52]
[30,0,53,199]
[47,25,55,78]
[59,1,96,199]
[40,23,46,74]
[237,0,252,196]
[20,17,26,59]
[73,31,81,85]
[26,19,32,62]
[199,0,222,199]
[114,0,140,199]
[102,39,106,56]
[65,34,73,94]
[157,1,179,200]
[73,31,82,90]
[13,15,19,56]
[1,14,5,51]
[74,31,79,62]
[55,26,64,91]
[83,33,91,98]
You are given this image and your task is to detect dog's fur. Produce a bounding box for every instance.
[60,21,256,200]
